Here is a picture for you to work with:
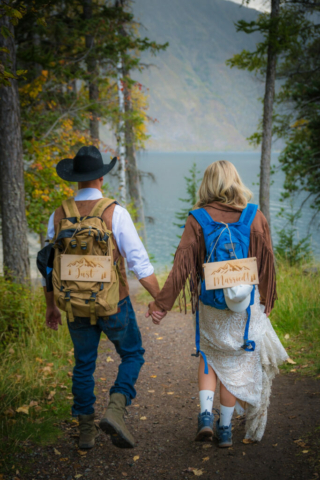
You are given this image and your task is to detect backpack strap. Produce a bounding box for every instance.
[62,198,81,218]
[89,198,117,218]
[239,204,258,228]
[189,208,215,228]
[192,306,209,374]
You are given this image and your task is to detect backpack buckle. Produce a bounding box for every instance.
[70,239,77,248]
[64,290,74,322]
[81,241,87,250]
[241,340,255,352]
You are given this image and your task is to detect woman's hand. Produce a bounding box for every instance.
[145,301,167,325]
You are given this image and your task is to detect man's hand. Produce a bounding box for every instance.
[145,300,167,325]
[46,305,62,331]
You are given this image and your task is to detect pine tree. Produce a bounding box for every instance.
[174,163,201,229]
[227,5,302,227]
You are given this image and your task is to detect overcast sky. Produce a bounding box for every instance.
[227,0,270,12]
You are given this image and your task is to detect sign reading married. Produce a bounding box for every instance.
[61,255,111,283]
[203,257,259,291]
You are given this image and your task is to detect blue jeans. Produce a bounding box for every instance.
[67,296,145,416]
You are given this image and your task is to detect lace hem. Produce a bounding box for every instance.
[197,290,288,441]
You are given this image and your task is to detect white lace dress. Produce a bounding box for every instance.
[196,288,288,441]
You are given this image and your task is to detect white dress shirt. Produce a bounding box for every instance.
[42,188,154,285]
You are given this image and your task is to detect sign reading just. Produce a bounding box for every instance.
[203,257,259,291]
[61,255,111,282]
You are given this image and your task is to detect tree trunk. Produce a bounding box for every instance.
[259,0,280,227]
[0,15,30,282]
[117,54,127,205]
[83,0,99,142]
[39,231,46,250]
[124,81,147,242]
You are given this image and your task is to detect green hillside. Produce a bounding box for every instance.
[130,0,264,151]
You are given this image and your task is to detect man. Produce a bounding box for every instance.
[42,146,161,449]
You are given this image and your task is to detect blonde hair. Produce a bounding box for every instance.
[195,160,252,209]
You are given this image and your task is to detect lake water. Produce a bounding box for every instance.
[136,152,319,269]
[5,151,317,279]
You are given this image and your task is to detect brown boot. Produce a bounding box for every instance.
[99,393,135,448]
[78,413,100,449]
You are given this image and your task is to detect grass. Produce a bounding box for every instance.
[0,281,74,475]
[138,261,320,376]
[270,261,320,376]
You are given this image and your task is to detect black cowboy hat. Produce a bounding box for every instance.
[56,146,117,182]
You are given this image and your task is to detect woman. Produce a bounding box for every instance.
[147,160,288,446]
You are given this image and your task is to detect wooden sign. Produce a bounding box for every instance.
[203,257,259,291]
[61,255,111,282]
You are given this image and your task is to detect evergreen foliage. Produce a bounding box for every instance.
[276,24,320,218]
[174,163,201,229]
[227,2,320,221]
[14,0,167,238]
[275,203,312,266]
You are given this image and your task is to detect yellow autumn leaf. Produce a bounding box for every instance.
[47,390,56,401]
[157,337,163,340]
[202,457,209,461]
[287,358,296,365]
[78,450,87,456]
[54,448,61,455]
[167,392,174,395]
[193,469,204,476]
[148,390,155,393]
[284,334,290,339]
[133,456,139,462]
[302,450,309,454]
[107,356,114,362]
[140,416,147,421]
[16,405,29,415]
[242,438,255,444]
[150,375,157,378]
[100,378,107,381]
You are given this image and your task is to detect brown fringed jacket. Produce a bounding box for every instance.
[155,202,277,317]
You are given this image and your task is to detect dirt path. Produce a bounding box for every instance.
[19,293,320,480]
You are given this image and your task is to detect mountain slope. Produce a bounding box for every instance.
[100,0,264,151]
[131,0,264,151]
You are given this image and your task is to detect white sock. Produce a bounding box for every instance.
[220,404,235,426]
[199,390,214,414]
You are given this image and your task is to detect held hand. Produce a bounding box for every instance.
[145,301,167,325]
[46,305,62,331]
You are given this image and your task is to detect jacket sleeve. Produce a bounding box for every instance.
[155,215,205,313]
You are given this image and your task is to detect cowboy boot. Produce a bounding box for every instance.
[99,393,135,448]
[78,413,100,449]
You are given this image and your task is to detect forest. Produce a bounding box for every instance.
[0,0,319,479]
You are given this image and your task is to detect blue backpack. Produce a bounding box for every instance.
[189,203,258,374]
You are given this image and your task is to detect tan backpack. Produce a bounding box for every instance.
[52,197,122,324]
